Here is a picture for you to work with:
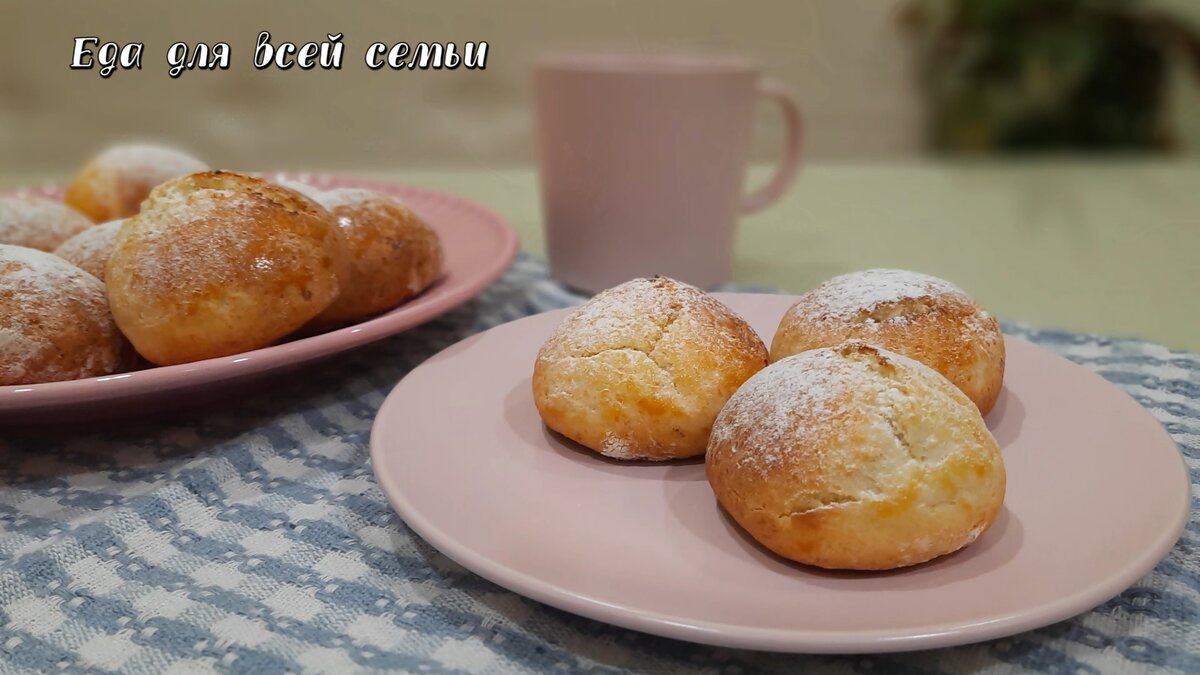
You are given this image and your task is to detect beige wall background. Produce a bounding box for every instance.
[2,0,1198,175]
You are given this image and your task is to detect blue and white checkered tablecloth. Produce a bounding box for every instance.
[0,253,1196,674]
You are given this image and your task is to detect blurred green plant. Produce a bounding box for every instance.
[902,0,1200,152]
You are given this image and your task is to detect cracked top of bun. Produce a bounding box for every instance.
[770,268,1005,415]
[537,276,763,369]
[772,268,1000,354]
[532,276,768,460]
[783,269,974,324]
[706,340,1005,570]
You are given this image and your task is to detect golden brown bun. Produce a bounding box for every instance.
[771,269,1005,415]
[64,144,208,222]
[0,196,93,252]
[707,340,1006,570]
[303,188,444,326]
[54,219,124,282]
[105,171,348,366]
[0,244,128,385]
[532,277,769,460]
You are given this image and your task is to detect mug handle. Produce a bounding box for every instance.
[740,78,803,214]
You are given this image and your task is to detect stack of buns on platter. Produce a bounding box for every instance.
[0,144,444,386]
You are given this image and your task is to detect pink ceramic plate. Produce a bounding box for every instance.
[370,293,1190,654]
[0,174,517,423]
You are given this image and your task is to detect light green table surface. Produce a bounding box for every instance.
[4,161,1197,350]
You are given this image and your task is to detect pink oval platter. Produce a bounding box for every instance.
[0,174,518,423]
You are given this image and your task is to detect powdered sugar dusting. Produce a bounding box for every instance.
[712,341,944,475]
[0,244,98,298]
[0,244,118,384]
[317,188,409,211]
[274,181,414,216]
[545,277,758,362]
[76,145,208,221]
[279,183,418,230]
[53,219,124,281]
[315,189,422,238]
[711,347,871,474]
[794,269,971,324]
[92,144,207,185]
[539,276,765,417]
[116,188,266,297]
[535,276,767,460]
[599,433,639,460]
[274,179,326,202]
[0,196,93,252]
[550,283,658,356]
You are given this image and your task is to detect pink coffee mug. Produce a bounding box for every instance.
[535,51,802,293]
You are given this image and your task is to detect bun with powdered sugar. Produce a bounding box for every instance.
[65,143,209,222]
[291,185,444,328]
[532,276,768,461]
[771,269,1005,415]
[706,340,1005,570]
[0,244,129,385]
[105,171,349,366]
[54,219,124,282]
[0,195,93,252]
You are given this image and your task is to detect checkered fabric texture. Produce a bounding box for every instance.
[0,253,1195,674]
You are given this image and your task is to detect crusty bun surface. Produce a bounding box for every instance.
[65,143,208,222]
[771,269,1005,415]
[533,277,769,461]
[707,340,1005,570]
[54,219,124,282]
[304,187,443,327]
[0,195,93,252]
[0,244,127,385]
[105,170,347,365]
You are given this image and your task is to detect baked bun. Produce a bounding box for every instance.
[771,269,1005,415]
[706,341,1005,570]
[105,170,348,365]
[0,244,127,385]
[532,277,768,460]
[65,143,208,222]
[304,188,443,326]
[54,219,124,282]
[0,196,93,251]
